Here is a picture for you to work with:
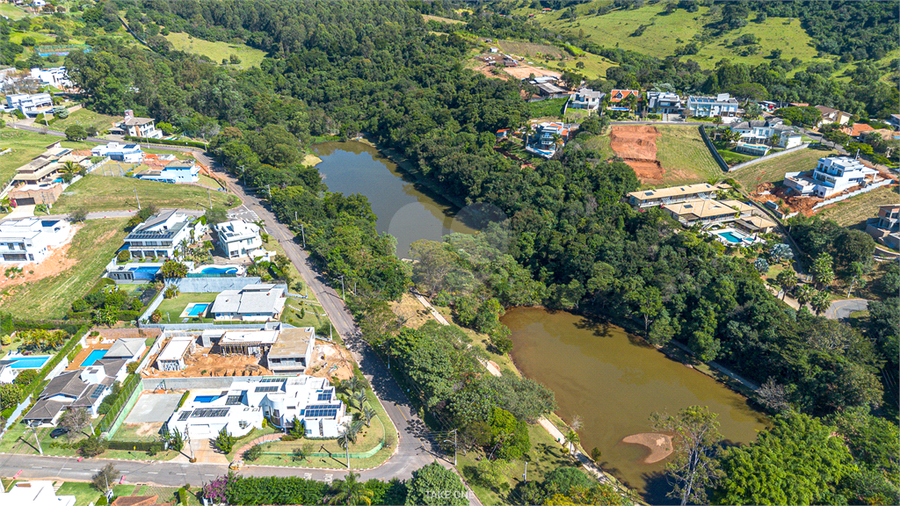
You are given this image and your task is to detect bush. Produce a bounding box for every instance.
[123,135,207,149]
[0,383,23,410]
[79,436,107,457]
[65,125,87,141]
[177,390,191,409]
[13,369,39,386]
[117,250,131,263]
[164,285,179,299]
[244,444,262,461]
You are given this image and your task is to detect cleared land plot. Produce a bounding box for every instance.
[50,108,122,134]
[497,39,566,59]
[165,32,267,69]
[422,14,463,24]
[528,97,567,118]
[0,129,61,182]
[732,147,836,191]
[816,185,900,228]
[583,133,615,160]
[654,125,723,186]
[53,175,233,213]
[125,392,182,424]
[0,218,129,319]
[503,64,561,80]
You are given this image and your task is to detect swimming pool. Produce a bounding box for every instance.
[717,231,748,244]
[194,395,219,403]
[80,349,108,367]
[202,267,238,275]
[8,356,50,369]
[186,303,209,317]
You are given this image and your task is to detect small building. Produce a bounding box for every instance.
[123,210,203,259]
[6,92,52,116]
[608,89,641,107]
[815,105,852,127]
[266,327,316,374]
[0,218,72,264]
[866,204,900,250]
[217,329,279,356]
[30,66,73,88]
[110,110,162,139]
[888,113,900,131]
[136,159,200,184]
[7,182,64,208]
[156,336,195,372]
[211,284,287,321]
[525,121,572,159]
[733,215,778,235]
[728,118,802,149]
[662,199,753,227]
[626,182,727,209]
[686,93,739,118]
[91,142,144,163]
[0,480,75,506]
[783,156,879,198]
[758,101,779,112]
[646,91,683,116]
[534,81,567,97]
[104,338,147,362]
[217,220,263,259]
[569,87,604,111]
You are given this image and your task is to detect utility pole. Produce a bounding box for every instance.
[443,429,457,466]
[134,185,141,210]
[339,275,345,300]
[266,184,272,200]
[207,188,212,208]
[300,223,306,248]
[523,461,528,483]
[239,165,245,186]
[31,425,43,455]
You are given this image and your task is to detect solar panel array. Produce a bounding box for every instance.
[255,386,279,393]
[317,389,332,401]
[260,377,286,383]
[89,384,106,399]
[304,404,339,418]
[226,395,242,405]
[191,408,229,418]
[178,411,191,421]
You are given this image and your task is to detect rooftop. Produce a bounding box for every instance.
[627,183,728,202]
[219,330,279,346]
[157,336,193,362]
[664,199,752,219]
[269,327,315,358]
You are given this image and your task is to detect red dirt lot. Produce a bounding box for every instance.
[609,125,664,182]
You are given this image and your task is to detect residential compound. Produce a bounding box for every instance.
[627,183,775,230]
[166,375,348,439]
[728,118,803,155]
[136,159,200,184]
[646,91,683,117]
[525,121,572,158]
[211,283,287,321]
[661,199,755,227]
[123,210,206,259]
[686,93,739,118]
[216,219,263,259]
[8,143,96,206]
[783,156,880,198]
[866,204,900,250]
[0,217,72,263]
[569,87,603,111]
[109,109,163,139]
[627,182,728,208]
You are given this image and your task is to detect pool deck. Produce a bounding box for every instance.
[65,343,112,371]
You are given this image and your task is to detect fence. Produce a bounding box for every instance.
[142,376,243,391]
[810,179,895,211]
[98,374,142,435]
[727,143,810,172]
[698,126,729,173]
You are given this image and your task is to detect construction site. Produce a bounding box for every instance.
[610,125,664,182]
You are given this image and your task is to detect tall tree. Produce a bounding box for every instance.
[651,406,724,506]
[329,471,373,506]
[405,462,468,506]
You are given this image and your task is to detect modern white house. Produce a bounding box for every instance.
[0,217,72,264]
[569,87,604,111]
[110,110,163,139]
[525,121,572,158]
[123,210,204,259]
[23,360,127,426]
[136,159,200,184]
[216,220,263,259]
[865,204,900,250]
[91,142,144,163]
[783,156,880,198]
[686,93,739,118]
[626,182,728,208]
[6,92,52,116]
[30,66,73,88]
[0,480,75,506]
[211,284,286,321]
[728,118,803,149]
[646,91,683,117]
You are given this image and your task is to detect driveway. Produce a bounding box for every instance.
[826,298,869,320]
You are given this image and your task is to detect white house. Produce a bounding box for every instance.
[123,210,204,259]
[137,159,200,184]
[91,142,144,163]
[784,156,880,198]
[30,66,73,88]
[646,91,683,116]
[815,105,852,127]
[525,122,572,158]
[569,87,604,111]
[23,360,127,426]
[217,220,263,259]
[888,114,900,131]
[686,93,739,118]
[6,92,52,116]
[211,284,286,321]
[166,375,348,439]
[0,217,72,264]
[110,110,163,139]
[0,480,75,506]
[156,335,195,372]
[728,118,803,149]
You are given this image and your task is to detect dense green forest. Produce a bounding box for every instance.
[26,0,899,503]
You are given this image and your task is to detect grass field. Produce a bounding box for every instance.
[816,185,900,228]
[0,3,27,19]
[50,108,122,134]
[583,133,615,160]
[654,125,723,186]
[53,175,233,213]
[528,97,567,119]
[0,218,128,319]
[422,14,463,24]
[497,39,567,59]
[165,32,267,69]
[0,129,61,183]
[731,147,836,190]
[57,482,103,506]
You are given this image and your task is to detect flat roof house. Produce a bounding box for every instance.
[11,145,90,188]
[137,159,200,184]
[626,183,728,208]
[569,87,604,111]
[217,219,263,259]
[123,210,202,259]
[110,110,162,139]
[91,142,144,163]
[6,92,52,116]
[0,480,75,506]
[156,335,195,372]
[0,218,72,264]
[734,215,778,235]
[866,204,900,250]
[783,156,879,198]
[218,329,279,356]
[662,199,753,227]
[266,327,316,374]
[686,93,739,118]
[211,284,287,321]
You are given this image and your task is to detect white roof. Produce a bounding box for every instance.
[158,336,193,362]
[220,330,279,345]
[0,480,75,506]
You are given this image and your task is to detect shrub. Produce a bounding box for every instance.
[244,444,262,461]
[13,369,39,386]
[80,436,107,457]
[164,285,179,299]
[117,250,131,263]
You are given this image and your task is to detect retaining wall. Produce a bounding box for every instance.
[698,126,729,172]
[811,179,895,210]
[3,394,33,432]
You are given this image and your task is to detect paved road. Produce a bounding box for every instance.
[826,298,869,320]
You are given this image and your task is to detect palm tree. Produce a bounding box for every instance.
[353,390,367,411]
[329,471,373,505]
[60,160,79,176]
[338,432,352,469]
[563,429,580,457]
[810,290,830,316]
[523,123,534,148]
[362,407,376,427]
[0,196,11,214]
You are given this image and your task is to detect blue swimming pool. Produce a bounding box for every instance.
[80,349,108,367]
[194,395,219,403]
[718,231,747,244]
[8,356,50,369]
[129,266,161,280]
[202,267,238,274]
[187,303,209,317]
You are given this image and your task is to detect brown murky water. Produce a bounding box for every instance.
[505,307,768,503]
[313,142,476,257]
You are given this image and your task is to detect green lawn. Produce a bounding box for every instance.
[528,97,568,119]
[57,482,104,506]
[0,422,178,462]
[654,125,723,186]
[0,218,129,319]
[731,147,837,191]
[583,133,615,160]
[816,185,900,228]
[0,3,27,19]
[53,175,235,213]
[50,108,122,134]
[0,129,61,183]
[718,148,757,166]
[155,292,219,323]
[165,32,267,69]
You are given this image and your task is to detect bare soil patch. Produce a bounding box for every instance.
[609,125,664,182]
[621,432,673,464]
[503,65,561,81]
[143,344,272,378]
[0,224,81,287]
[307,342,354,382]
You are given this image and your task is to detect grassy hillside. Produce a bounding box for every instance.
[655,125,722,186]
[53,175,234,213]
[165,32,267,68]
[732,147,836,191]
[817,185,900,228]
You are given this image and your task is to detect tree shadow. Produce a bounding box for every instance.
[641,470,679,505]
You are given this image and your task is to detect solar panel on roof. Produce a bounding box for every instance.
[226,395,242,405]
[260,377,286,383]
[191,408,229,418]
[304,404,339,418]
[317,389,332,401]
[255,386,279,393]
[178,411,191,421]
[89,384,106,399]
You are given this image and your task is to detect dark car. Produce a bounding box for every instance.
[49,427,69,439]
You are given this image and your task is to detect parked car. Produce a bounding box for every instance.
[49,427,69,439]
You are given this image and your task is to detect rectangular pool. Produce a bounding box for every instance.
[187,303,209,317]
[80,349,108,367]
[194,395,219,403]
[9,356,50,369]
[717,231,747,244]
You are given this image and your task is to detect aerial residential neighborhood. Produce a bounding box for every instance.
[0,1,897,506]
